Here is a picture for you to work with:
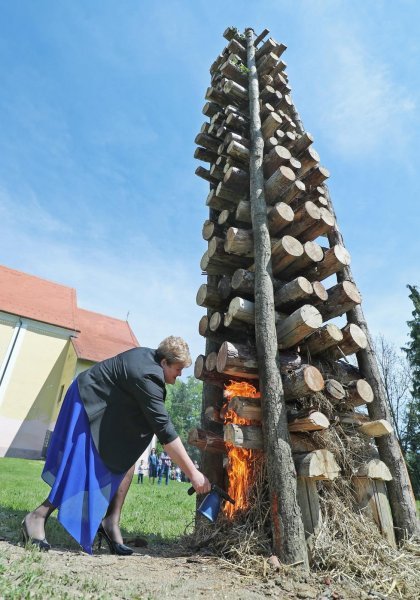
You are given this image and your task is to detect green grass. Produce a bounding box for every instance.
[0,458,197,598]
[0,457,196,550]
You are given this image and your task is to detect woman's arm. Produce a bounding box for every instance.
[164,437,211,494]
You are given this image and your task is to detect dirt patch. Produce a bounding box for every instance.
[1,539,376,599]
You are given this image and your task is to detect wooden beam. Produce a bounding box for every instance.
[271,235,304,275]
[288,411,330,432]
[194,146,219,163]
[194,354,245,388]
[227,296,256,324]
[280,241,324,279]
[204,406,224,424]
[216,340,303,380]
[276,305,322,349]
[324,378,346,402]
[267,202,294,236]
[314,281,362,322]
[205,351,218,372]
[294,449,340,480]
[228,396,262,421]
[300,323,343,356]
[188,428,226,454]
[196,283,226,310]
[296,478,321,557]
[264,145,292,178]
[281,201,321,239]
[297,207,335,244]
[345,379,374,407]
[273,276,313,309]
[303,244,351,282]
[358,419,393,438]
[224,423,264,449]
[355,459,392,481]
[253,29,270,47]
[352,477,396,547]
[265,165,296,205]
[216,340,259,379]
[282,365,324,400]
[329,323,368,358]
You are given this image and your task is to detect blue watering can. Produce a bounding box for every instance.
[188,484,235,523]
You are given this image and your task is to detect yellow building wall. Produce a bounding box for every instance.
[74,359,94,378]
[47,342,78,425]
[47,348,94,425]
[0,315,124,461]
[0,315,17,363]
[0,322,73,459]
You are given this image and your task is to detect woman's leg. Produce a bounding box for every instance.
[24,500,56,540]
[102,465,135,544]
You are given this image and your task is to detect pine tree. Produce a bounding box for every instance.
[401,284,420,496]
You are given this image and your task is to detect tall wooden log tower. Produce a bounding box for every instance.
[191,26,419,560]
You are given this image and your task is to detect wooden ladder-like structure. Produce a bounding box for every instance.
[190,26,418,549]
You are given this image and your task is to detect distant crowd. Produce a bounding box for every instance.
[136,447,199,485]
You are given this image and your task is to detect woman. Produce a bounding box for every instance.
[22,336,211,555]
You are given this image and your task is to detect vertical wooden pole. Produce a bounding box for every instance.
[245,27,309,568]
[326,202,418,541]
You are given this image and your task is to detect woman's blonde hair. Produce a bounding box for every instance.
[157,336,192,367]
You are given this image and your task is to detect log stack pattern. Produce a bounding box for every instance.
[192,26,395,546]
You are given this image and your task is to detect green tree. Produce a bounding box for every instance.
[165,376,202,463]
[401,284,420,496]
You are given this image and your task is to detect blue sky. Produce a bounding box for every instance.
[0,1,419,375]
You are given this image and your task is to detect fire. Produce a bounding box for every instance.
[223,381,263,518]
[223,381,260,401]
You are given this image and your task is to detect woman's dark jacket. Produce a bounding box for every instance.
[77,347,178,473]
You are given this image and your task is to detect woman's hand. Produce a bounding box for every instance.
[190,469,211,495]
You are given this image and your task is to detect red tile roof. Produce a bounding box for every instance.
[0,264,78,331]
[0,264,139,362]
[72,308,139,362]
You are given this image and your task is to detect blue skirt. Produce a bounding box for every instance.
[42,380,127,554]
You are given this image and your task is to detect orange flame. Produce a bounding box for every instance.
[223,380,261,401]
[223,381,263,518]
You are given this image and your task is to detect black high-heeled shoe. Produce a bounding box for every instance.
[21,519,51,551]
[97,524,133,556]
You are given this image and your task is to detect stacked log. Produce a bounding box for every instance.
[192,26,395,546]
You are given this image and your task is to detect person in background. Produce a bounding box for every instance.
[158,451,171,485]
[175,466,182,482]
[22,336,211,555]
[137,460,144,484]
[148,448,158,485]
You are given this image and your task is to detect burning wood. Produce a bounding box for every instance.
[222,381,264,518]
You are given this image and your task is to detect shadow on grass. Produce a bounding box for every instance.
[0,505,195,556]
